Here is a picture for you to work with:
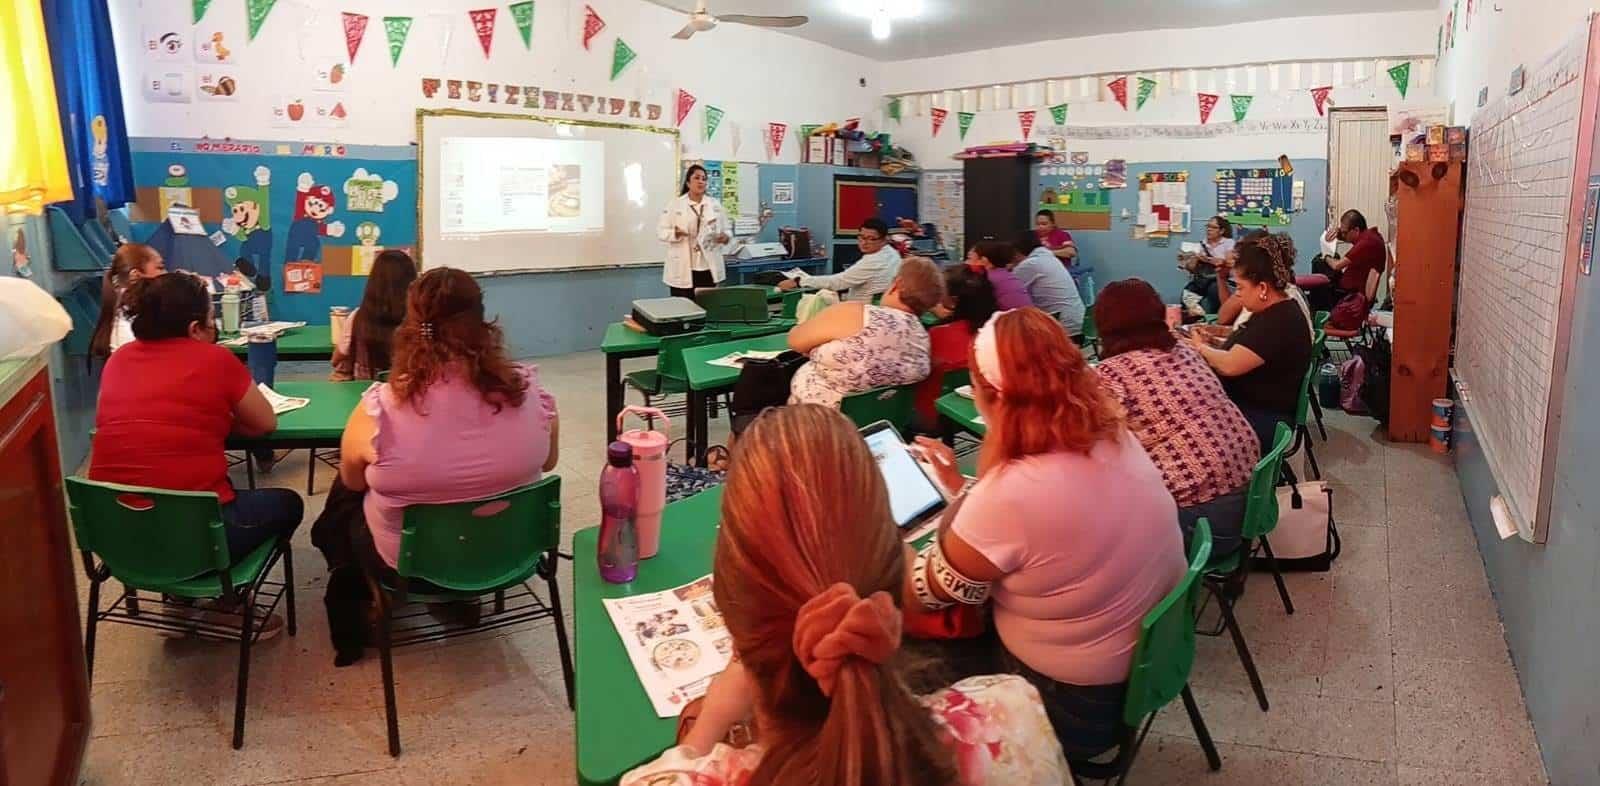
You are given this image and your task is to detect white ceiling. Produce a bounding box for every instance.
[663,0,1436,61]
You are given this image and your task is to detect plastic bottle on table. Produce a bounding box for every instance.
[598,441,640,584]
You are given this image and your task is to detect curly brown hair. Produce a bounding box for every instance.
[387,267,527,413]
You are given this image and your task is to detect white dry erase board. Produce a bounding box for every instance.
[1453,20,1600,543]
[417,109,680,274]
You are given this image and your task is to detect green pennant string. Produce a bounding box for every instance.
[383,16,413,66]
[888,97,902,123]
[193,0,213,24]
[799,124,821,138]
[1230,94,1253,123]
[1049,103,1068,125]
[1388,62,1412,99]
[1135,77,1157,110]
[509,1,535,49]
[705,105,725,141]
[958,111,974,140]
[611,38,637,80]
[245,0,278,41]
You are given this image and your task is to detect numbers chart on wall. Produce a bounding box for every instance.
[1454,23,1597,542]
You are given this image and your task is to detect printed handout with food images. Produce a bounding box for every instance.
[602,575,733,717]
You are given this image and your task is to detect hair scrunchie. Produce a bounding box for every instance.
[791,583,903,697]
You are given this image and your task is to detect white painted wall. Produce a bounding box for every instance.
[110,0,882,160]
[877,11,1438,164]
[1432,0,1597,125]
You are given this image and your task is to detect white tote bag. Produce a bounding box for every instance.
[0,277,73,360]
[1264,481,1341,571]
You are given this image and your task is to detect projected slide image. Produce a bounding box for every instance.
[440,137,604,236]
[548,165,582,219]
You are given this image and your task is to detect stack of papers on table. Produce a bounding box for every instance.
[220,321,308,346]
[602,575,732,717]
[706,349,784,369]
[257,384,309,415]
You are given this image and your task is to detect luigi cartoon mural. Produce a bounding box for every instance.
[223,166,273,290]
[285,172,345,263]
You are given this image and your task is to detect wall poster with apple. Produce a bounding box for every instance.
[127,136,417,323]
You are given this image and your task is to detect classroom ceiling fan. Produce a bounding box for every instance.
[658,0,809,40]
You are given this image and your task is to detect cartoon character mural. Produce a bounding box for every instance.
[285,172,345,262]
[223,165,273,290]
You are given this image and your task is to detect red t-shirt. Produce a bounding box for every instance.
[915,321,978,427]
[1339,228,1386,292]
[90,338,253,504]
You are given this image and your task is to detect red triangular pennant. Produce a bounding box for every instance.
[1197,92,1220,124]
[930,107,948,137]
[1018,110,1036,140]
[342,12,369,63]
[768,122,787,158]
[1311,85,1333,116]
[582,4,606,50]
[1107,76,1129,110]
[469,8,496,58]
[675,89,696,127]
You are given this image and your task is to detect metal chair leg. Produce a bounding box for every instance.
[245,452,256,489]
[1181,685,1223,771]
[84,579,101,682]
[494,589,506,615]
[1259,536,1295,614]
[378,595,402,757]
[1301,426,1322,480]
[232,597,255,749]
[547,573,576,710]
[125,587,140,617]
[1214,582,1268,711]
[1309,395,1328,440]
[307,450,317,496]
[280,540,297,636]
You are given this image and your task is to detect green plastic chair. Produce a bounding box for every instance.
[840,384,916,432]
[1312,310,1331,333]
[1200,423,1295,712]
[624,329,734,425]
[1287,346,1322,480]
[374,476,571,757]
[696,286,770,324]
[1070,519,1221,783]
[779,289,805,320]
[1080,310,1101,359]
[66,477,297,750]
[1307,320,1330,441]
[940,367,972,394]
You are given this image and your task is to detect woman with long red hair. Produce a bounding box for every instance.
[623,405,1070,786]
[908,308,1185,761]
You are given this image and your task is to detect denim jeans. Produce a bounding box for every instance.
[1179,488,1249,560]
[1237,404,1291,454]
[221,487,304,561]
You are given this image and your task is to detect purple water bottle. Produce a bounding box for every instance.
[598,441,640,584]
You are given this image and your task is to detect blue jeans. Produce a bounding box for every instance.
[1179,488,1248,560]
[221,487,303,561]
[1238,404,1290,454]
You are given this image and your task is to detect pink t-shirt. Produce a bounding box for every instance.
[951,431,1186,686]
[361,363,557,567]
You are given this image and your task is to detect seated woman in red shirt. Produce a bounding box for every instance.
[914,265,997,432]
[89,274,299,617]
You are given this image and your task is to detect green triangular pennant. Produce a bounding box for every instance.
[1230,94,1253,122]
[509,1,535,48]
[383,16,413,66]
[1388,62,1412,98]
[958,111,974,140]
[193,0,213,24]
[888,97,901,123]
[1049,103,1068,125]
[705,105,725,141]
[611,38,637,80]
[245,0,278,41]
[799,124,821,138]
[1135,77,1157,110]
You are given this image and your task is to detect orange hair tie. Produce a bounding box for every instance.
[792,583,903,697]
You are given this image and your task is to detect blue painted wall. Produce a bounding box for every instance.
[1023,159,1329,302]
[1454,265,1600,785]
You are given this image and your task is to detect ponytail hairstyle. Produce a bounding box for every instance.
[388,267,528,413]
[716,405,958,786]
[338,249,418,379]
[90,243,163,356]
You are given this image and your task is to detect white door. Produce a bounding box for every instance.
[1328,108,1393,240]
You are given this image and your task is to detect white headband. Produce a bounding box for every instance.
[974,310,1011,392]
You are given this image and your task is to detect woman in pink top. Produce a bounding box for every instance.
[332,268,559,650]
[1034,210,1077,266]
[909,308,1185,761]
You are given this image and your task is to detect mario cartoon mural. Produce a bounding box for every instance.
[223,165,273,290]
[285,172,346,263]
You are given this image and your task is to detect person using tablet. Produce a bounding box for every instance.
[906,308,1185,761]
[622,404,1070,786]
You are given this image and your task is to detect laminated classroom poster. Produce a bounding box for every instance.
[602,575,733,717]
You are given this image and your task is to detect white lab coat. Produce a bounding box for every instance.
[658,193,731,289]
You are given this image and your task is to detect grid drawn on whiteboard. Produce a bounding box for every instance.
[1456,30,1588,533]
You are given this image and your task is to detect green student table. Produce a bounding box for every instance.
[226,380,371,494]
[601,320,795,445]
[936,391,985,440]
[225,325,336,361]
[679,333,793,464]
[573,486,725,786]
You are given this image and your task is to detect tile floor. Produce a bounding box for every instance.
[75,351,1549,785]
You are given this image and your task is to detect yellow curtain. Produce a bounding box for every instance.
[0,0,73,215]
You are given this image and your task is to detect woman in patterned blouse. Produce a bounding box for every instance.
[1092,279,1260,557]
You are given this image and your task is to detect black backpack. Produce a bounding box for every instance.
[1353,336,1392,424]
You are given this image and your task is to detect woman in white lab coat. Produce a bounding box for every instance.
[659,165,732,297]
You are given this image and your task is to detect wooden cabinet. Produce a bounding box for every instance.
[0,355,89,786]
[1390,161,1465,442]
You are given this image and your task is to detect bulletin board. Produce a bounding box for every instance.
[1215,168,1295,227]
[693,160,761,222]
[920,170,965,257]
[1135,171,1190,240]
[1034,152,1117,232]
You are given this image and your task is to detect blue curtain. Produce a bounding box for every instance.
[42,0,134,221]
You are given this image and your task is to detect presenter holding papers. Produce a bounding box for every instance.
[659,165,732,298]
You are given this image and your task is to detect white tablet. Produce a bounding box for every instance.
[859,421,949,530]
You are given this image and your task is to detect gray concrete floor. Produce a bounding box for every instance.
[76,352,1547,785]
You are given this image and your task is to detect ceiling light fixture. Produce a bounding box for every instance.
[843,0,920,42]
[871,16,891,40]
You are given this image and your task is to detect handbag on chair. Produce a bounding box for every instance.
[728,350,807,434]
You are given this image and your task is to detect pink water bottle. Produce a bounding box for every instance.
[598,442,640,584]
[617,406,669,559]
